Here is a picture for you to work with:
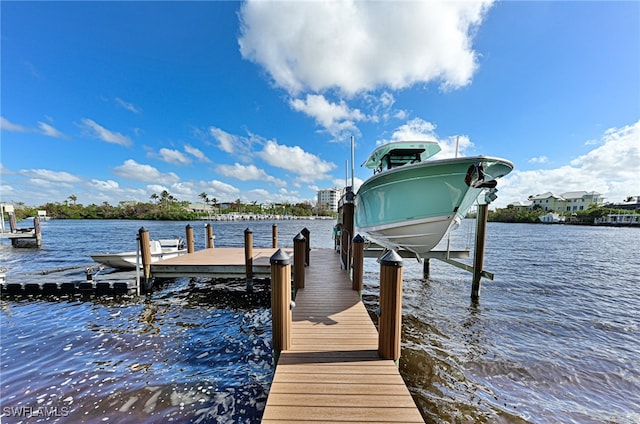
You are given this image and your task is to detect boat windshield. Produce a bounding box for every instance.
[377,148,424,172]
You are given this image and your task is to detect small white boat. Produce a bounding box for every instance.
[90,238,186,270]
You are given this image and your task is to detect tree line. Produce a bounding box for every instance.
[10,190,332,221]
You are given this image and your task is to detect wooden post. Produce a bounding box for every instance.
[33,217,42,247]
[272,224,278,248]
[206,223,215,248]
[270,249,292,356]
[301,227,310,266]
[8,209,17,233]
[423,258,430,279]
[185,224,195,253]
[138,227,153,293]
[341,189,355,269]
[472,203,489,301]
[244,228,253,280]
[378,250,403,361]
[293,233,306,289]
[352,234,364,292]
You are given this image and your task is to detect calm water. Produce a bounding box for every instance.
[1,219,639,423]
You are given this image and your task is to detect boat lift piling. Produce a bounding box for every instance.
[206,223,215,248]
[471,203,489,300]
[352,234,365,293]
[293,233,306,289]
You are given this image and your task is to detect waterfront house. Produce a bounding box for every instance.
[528,191,604,213]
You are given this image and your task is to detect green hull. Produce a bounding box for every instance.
[354,156,513,256]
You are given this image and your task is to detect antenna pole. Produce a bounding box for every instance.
[345,160,348,188]
[455,136,460,158]
[351,135,355,188]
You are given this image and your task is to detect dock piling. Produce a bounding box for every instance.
[272,224,278,248]
[244,228,253,283]
[352,234,364,292]
[378,250,403,361]
[472,203,489,301]
[138,227,153,293]
[423,258,430,279]
[186,225,195,253]
[206,223,215,248]
[301,227,310,266]
[293,233,306,289]
[270,249,292,357]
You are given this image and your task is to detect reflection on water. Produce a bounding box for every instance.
[1,219,639,423]
[1,278,273,423]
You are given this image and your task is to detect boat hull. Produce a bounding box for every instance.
[90,250,186,270]
[354,156,513,257]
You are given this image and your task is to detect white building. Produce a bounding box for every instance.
[528,191,604,212]
[317,188,342,212]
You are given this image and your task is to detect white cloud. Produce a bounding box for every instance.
[81,118,132,146]
[239,0,492,95]
[90,179,120,191]
[210,127,237,153]
[1,117,28,132]
[289,94,366,140]
[528,156,549,164]
[216,163,287,187]
[184,144,211,163]
[257,140,336,183]
[22,169,82,183]
[200,179,240,199]
[115,97,141,114]
[113,159,180,184]
[158,148,191,166]
[38,121,68,139]
[497,120,640,208]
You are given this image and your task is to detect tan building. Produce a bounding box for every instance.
[528,191,604,212]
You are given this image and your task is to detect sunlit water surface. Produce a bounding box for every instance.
[1,219,638,423]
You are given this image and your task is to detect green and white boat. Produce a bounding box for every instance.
[354,141,513,259]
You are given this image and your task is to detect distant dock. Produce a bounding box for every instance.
[0,204,42,247]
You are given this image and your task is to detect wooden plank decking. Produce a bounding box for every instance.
[262,248,424,423]
[150,247,291,278]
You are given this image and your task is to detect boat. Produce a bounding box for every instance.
[354,141,513,259]
[539,212,566,224]
[90,238,187,270]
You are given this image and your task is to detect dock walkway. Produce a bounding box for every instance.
[262,248,423,423]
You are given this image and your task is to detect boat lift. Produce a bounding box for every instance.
[337,190,495,301]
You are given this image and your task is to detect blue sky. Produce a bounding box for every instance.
[1,1,638,209]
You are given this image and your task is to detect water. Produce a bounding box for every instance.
[1,219,639,423]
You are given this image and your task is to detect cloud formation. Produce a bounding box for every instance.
[81,118,133,146]
[239,0,492,95]
[257,140,336,183]
[113,159,180,184]
[498,120,640,207]
[1,117,28,132]
[216,163,287,187]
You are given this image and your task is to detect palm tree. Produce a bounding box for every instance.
[68,194,77,205]
[199,192,208,213]
[150,193,159,204]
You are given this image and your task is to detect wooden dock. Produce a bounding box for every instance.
[262,248,424,423]
[150,247,291,279]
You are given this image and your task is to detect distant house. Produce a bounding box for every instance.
[528,191,604,213]
[508,200,533,211]
[606,195,640,211]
